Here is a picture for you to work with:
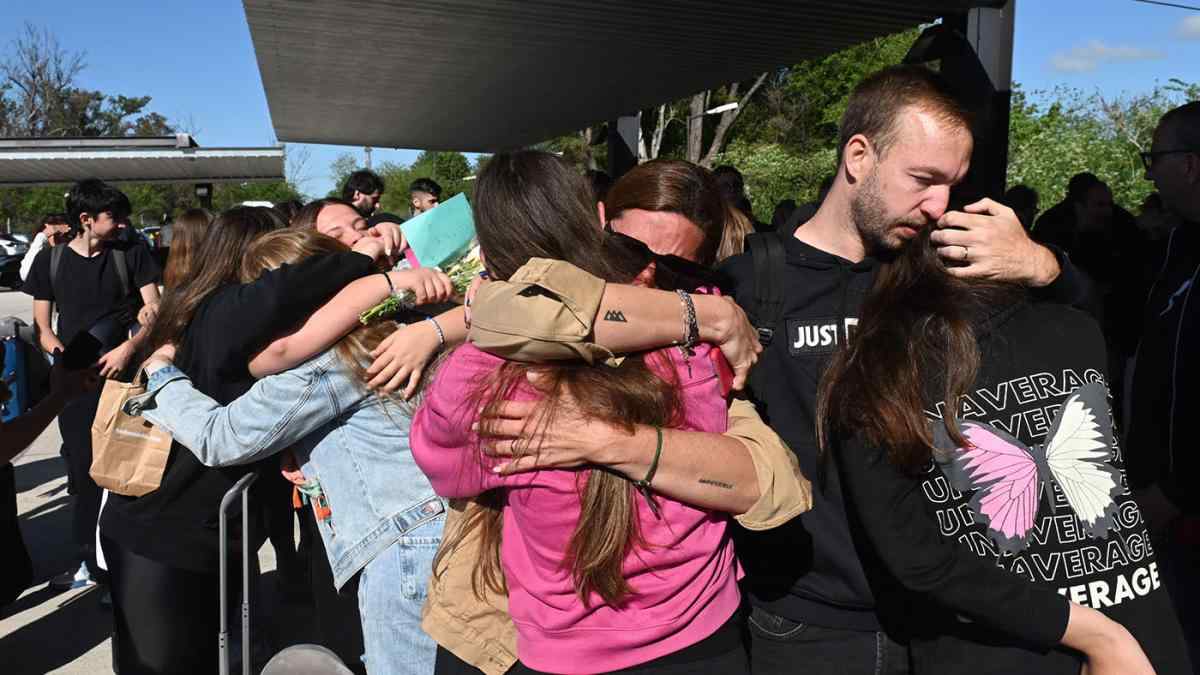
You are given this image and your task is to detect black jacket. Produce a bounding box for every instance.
[836,300,1189,674]
[721,232,1091,631]
[1126,224,1200,513]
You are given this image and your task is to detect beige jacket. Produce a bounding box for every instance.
[420,258,811,674]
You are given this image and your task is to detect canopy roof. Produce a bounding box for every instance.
[0,135,285,186]
[245,0,1002,151]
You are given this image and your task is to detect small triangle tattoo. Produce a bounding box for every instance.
[603,310,628,322]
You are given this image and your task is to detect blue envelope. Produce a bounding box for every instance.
[401,193,476,268]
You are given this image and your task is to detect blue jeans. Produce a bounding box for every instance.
[358,515,444,674]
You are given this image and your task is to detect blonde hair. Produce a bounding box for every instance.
[717,206,754,261]
[239,229,399,393]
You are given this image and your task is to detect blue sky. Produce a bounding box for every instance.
[3,1,1198,198]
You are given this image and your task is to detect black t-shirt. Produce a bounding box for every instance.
[22,242,160,350]
[837,302,1190,674]
[100,251,376,573]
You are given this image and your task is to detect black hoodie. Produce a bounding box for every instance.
[836,300,1190,674]
[721,233,1092,632]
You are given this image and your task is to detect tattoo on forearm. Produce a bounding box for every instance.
[604,309,628,323]
[699,478,734,490]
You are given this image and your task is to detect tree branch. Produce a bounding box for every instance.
[701,71,768,168]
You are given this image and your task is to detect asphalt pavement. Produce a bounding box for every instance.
[0,288,302,674]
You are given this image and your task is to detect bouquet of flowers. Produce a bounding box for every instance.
[359,246,485,324]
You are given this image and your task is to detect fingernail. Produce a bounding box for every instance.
[470,422,478,431]
[492,465,504,474]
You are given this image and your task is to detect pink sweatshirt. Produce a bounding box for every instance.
[411,343,743,673]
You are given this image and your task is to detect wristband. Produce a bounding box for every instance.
[380,271,397,297]
[675,290,699,350]
[426,316,446,348]
[633,426,664,519]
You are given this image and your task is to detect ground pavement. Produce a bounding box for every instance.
[0,288,312,674]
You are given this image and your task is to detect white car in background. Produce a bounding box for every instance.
[0,234,29,257]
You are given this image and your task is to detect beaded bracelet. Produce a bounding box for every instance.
[426,316,446,348]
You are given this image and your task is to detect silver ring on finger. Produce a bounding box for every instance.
[962,245,970,262]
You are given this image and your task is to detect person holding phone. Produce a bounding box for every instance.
[21,179,161,593]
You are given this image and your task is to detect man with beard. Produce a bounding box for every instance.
[341,169,385,218]
[458,65,1086,675]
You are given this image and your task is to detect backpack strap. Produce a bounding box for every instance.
[49,244,65,300]
[745,231,788,346]
[111,247,131,299]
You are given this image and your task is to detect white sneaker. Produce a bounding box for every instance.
[48,562,95,591]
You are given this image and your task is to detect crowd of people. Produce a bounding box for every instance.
[2,64,1199,675]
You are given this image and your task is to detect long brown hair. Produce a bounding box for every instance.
[816,231,1020,473]
[238,229,397,389]
[604,159,738,265]
[440,150,680,606]
[139,206,284,361]
[162,208,212,289]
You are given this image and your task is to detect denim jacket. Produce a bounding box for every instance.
[127,350,446,589]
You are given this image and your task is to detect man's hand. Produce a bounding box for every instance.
[41,335,67,357]
[366,320,442,398]
[933,198,1061,287]
[475,373,632,475]
[696,295,761,391]
[97,342,134,379]
[137,302,160,327]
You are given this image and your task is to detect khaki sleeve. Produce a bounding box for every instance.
[468,258,622,366]
[726,398,813,530]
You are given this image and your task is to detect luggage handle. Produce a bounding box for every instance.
[218,471,259,675]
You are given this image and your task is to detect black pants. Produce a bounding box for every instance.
[102,535,228,675]
[302,505,367,675]
[747,606,909,675]
[59,388,104,580]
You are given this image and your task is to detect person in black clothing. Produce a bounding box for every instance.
[1126,100,1200,667]
[718,65,1093,675]
[1002,184,1039,231]
[713,165,771,233]
[98,206,387,674]
[410,177,443,216]
[816,228,1188,674]
[341,169,385,218]
[22,179,162,591]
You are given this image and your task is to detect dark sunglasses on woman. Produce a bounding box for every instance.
[603,224,728,294]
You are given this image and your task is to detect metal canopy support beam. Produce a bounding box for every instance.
[608,114,641,180]
[966,1,1016,199]
[905,1,1015,203]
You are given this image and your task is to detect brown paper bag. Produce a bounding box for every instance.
[90,375,173,497]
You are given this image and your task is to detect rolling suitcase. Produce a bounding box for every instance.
[219,471,260,675]
[2,333,29,422]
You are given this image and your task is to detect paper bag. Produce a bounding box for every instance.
[90,376,173,497]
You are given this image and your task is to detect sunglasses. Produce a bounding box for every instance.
[603,224,725,293]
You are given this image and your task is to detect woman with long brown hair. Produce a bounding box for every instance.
[411,151,749,674]
[134,228,453,674]
[98,206,394,674]
[816,230,1189,674]
[161,207,211,289]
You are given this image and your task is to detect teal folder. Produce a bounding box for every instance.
[401,193,476,268]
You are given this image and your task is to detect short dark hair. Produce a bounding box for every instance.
[1159,101,1200,152]
[1003,184,1039,212]
[409,177,442,198]
[66,179,132,229]
[1066,172,1105,204]
[839,65,971,162]
[712,165,746,204]
[341,170,385,202]
[292,197,357,231]
[273,199,304,224]
[41,213,68,227]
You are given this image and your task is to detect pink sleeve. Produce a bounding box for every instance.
[410,350,513,499]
